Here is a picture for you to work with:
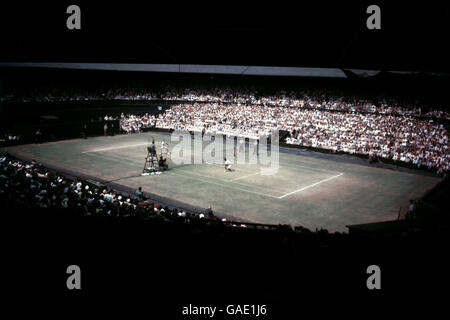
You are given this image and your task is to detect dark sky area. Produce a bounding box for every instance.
[0,1,449,71]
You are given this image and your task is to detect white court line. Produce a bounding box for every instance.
[229,172,260,181]
[166,170,281,199]
[210,163,257,174]
[277,173,344,199]
[82,145,344,199]
[82,151,280,196]
[83,151,269,191]
[83,143,337,175]
[175,167,229,182]
[82,142,149,153]
[278,163,341,174]
[175,168,279,193]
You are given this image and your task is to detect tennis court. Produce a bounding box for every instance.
[3,132,441,232]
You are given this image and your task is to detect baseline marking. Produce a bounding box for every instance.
[82,142,149,153]
[82,144,344,199]
[83,151,282,197]
[166,170,281,199]
[229,172,260,181]
[210,163,257,174]
[278,163,341,175]
[174,167,281,193]
[277,173,344,199]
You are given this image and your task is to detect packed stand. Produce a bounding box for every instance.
[118,102,449,173]
[3,86,450,119]
[0,154,222,224]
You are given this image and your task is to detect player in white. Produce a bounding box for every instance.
[161,140,169,154]
[253,139,259,156]
[239,137,245,153]
[224,157,232,172]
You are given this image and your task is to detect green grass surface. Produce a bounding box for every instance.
[3,132,441,232]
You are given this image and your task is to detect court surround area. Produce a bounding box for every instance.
[3,132,441,232]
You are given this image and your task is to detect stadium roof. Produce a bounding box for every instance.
[3,62,449,79]
[0,62,348,78]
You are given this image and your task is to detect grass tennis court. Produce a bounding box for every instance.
[3,132,441,232]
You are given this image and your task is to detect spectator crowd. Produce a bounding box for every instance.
[4,86,450,119]
[118,101,449,173]
[0,154,224,224]
[2,85,449,172]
